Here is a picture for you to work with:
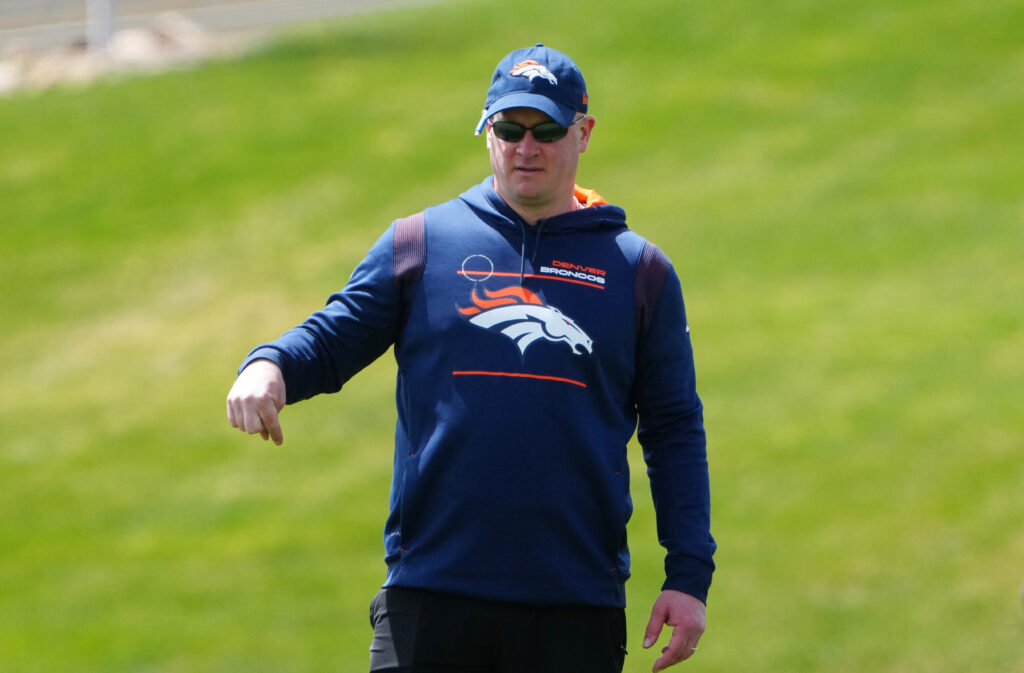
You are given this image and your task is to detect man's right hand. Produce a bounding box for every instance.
[226,359,287,445]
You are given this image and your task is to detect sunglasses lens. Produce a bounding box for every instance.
[531,123,569,143]
[490,121,571,143]
[491,122,525,142]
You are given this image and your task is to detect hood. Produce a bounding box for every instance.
[458,176,628,234]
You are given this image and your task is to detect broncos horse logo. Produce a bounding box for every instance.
[459,286,593,356]
[510,60,559,86]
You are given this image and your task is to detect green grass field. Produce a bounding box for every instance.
[1,0,1022,670]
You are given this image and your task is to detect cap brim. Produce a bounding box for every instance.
[474,92,577,135]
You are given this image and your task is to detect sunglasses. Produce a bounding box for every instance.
[489,117,584,143]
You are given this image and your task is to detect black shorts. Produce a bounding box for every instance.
[368,586,627,673]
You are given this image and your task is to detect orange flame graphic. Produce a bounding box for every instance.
[458,286,543,316]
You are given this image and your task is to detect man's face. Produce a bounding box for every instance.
[485,107,594,222]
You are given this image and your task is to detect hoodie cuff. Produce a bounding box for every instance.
[662,555,715,605]
[237,347,288,377]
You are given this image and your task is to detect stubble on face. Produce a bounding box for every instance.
[486,108,592,224]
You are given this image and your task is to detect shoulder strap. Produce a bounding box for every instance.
[634,241,671,337]
[393,211,426,287]
[392,211,426,332]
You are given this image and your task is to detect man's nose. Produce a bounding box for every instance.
[516,132,542,154]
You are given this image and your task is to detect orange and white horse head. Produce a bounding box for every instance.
[510,60,559,86]
[459,286,593,356]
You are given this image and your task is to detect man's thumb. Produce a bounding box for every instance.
[643,602,667,648]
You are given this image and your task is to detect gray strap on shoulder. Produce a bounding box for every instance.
[392,211,426,331]
[634,241,671,336]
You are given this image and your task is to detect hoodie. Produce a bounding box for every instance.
[240,177,715,607]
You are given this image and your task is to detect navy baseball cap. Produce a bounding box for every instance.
[474,44,589,135]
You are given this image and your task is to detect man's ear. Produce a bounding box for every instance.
[578,116,596,153]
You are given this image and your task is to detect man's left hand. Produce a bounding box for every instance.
[642,589,706,671]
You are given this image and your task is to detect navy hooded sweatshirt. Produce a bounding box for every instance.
[240,177,715,607]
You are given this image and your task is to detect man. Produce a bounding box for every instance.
[227,44,715,672]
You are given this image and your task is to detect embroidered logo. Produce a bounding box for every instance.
[510,60,558,86]
[538,259,607,286]
[459,285,593,356]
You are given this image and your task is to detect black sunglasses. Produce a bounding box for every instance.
[489,117,583,143]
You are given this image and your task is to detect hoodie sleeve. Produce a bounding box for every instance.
[634,255,716,604]
[238,224,403,404]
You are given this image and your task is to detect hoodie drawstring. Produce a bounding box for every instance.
[531,221,547,264]
[518,220,548,284]
[518,222,528,283]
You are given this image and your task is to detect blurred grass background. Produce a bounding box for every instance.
[1,0,1022,671]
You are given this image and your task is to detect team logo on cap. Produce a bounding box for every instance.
[510,60,558,86]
